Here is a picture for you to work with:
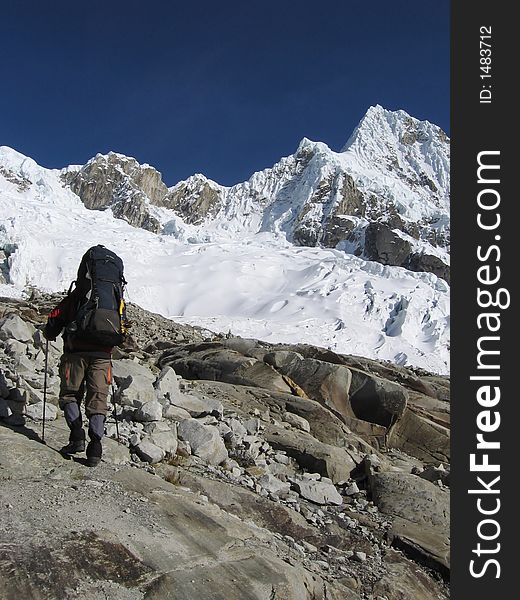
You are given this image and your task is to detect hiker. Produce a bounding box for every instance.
[43,245,128,467]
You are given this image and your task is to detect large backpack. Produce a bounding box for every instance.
[68,245,127,346]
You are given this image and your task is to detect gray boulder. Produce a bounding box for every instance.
[113,360,157,408]
[263,423,356,484]
[135,440,166,464]
[154,366,182,402]
[25,401,58,421]
[5,339,27,356]
[0,313,35,342]
[369,472,449,530]
[368,472,450,574]
[162,404,191,421]
[177,419,228,466]
[349,369,408,427]
[134,400,163,422]
[228,418,247,437]
[112,359,155,384]
[169,393,223,418]
[143,421,172,434]
[13,354,36,376]
[159,344,294,394]
[148,430,178,455]
[388,409,450,464]
[293,479,343,506]
[283,412,310,432]
[116,377,156,408]
[258,474,291,496]
[264,356,354,422]
[243,417,261,434]
[17,378,44,405]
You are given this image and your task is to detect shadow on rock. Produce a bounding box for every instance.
[0,420,43,444]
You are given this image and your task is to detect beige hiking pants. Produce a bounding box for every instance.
[59,353,112,416]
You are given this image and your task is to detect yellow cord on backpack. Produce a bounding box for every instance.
[120,299,128,334]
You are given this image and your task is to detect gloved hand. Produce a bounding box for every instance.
[41,325,56,342]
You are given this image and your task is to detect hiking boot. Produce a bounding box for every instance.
[5,414,26,427]
[61,414,86,455]
[86,439,102,467]
[60,439,86,454]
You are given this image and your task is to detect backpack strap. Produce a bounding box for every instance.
[67,280,76,295]
[87,248,98,302]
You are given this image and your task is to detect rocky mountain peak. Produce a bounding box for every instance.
[342,105,450,201]
[0,145,47,187]
[295,137,331,157]
[167,172,225,198]
[75,151,168,205]
[0,145,30,169]
[60,151,168,233]
[343,104,449,151]
[162,174,225,225]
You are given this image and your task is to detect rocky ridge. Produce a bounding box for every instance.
[58,106,450,281]
[0,293,449,599]
[61,153,166,234]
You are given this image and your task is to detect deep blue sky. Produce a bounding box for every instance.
[1,0,449,186]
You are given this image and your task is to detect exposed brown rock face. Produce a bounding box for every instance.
[407,252,451,283]
[65,152,168,208]
[364,222,413,266]
[0,250,10,284]
[335,174,368,217]
[293,173,368,248]
[62,152,166,232]
[162,177,223,224]
[0,165,31,192]
[364,222,450,282]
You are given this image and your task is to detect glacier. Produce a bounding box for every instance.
[0,106,450,374]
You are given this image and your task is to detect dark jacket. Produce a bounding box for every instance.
[43,291,113,355]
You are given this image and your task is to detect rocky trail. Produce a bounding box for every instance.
[0,293,450,599]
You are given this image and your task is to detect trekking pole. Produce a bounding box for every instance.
[110,360,120,443]
[42,339,49,444]
[111,383,120,443]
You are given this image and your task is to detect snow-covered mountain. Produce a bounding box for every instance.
[61,105,450,280]
[0,105,450,374]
